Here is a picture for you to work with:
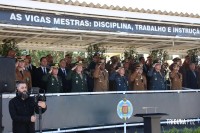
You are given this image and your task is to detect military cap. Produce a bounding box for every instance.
[17,57,25,62]
[51,63,59,69]
[76,61,83,66]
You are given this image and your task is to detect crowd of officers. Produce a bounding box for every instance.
[7,49,200,93]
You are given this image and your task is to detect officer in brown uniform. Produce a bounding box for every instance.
[93,59,109,92]
[129,66,147,90]
[16,57,32,90]
[169,63,182,90]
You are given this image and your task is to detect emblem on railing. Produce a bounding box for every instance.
[117,98,133,120]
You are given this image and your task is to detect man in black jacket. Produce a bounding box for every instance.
[34,57,50,92]
[9,81,47,133]
[58,59,70,92]
[186,63,199,89]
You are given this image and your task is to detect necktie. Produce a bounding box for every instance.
[29,64,32,70]
[193,71,196,78]
[63,69,66,76]
[43,67,46,74]
[20,71,24,78]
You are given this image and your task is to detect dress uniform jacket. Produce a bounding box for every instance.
[93,68,109,92]
[26,64,37,87]
[147,68,166,90]
[16,69,32,90]
[129,72,147,90]
[169,71,182,90]
[42,74,63,93]
[109,72,129,91]
[66,70,88,92]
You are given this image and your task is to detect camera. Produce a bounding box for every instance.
[30,87,46,103]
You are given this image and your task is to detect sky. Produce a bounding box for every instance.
[68,0,200,15]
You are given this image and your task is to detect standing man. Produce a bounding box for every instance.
[66,61,88,92]
[93,59,109,92]
[87,54,100,92]
[139,56,148,75]
[34,57,49,92]
[9,81,47,133]
[25,55,37,73]
[169,63,182,90]
[43,64,63,93]
[25,55,37,86]
[16,57,32,90]
[109,67,129,91]
[179,55,190,87]
[186,63,199,89]
[147,62,166,90]
[46,54,54,69]
[58,59,70,92]
[7,49,16,58]
[129,65,147,90]
[65,54,73,69]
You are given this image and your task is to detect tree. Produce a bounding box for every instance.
[123,47,138,61]
[187,49,199,64]
[0,39,19,56]
[149,49,168,63]
[86,44,106,62]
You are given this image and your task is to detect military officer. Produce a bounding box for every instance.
[147,62,166,90]
[66,61,88,92]
[93,59,109,92]
[129,66,147,90]
[169,63,182,90]
[109,67,129,91]
[16,57,32,90]
[42,64,63,93]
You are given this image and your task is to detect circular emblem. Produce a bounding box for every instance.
[117,99,133,120]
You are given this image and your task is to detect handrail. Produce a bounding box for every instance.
[2,89,200,98]
[39,118,200,133]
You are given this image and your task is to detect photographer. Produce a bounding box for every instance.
[9,81,47,133]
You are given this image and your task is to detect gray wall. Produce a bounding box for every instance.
[3,91,200,132]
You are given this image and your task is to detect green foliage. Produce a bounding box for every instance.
[0,39,19,56]
[123,47,138,61]
[182,127,193,133]
[150,49,168,63]
[86,44,106,62]
[167,127,179,133]
[27,50,64,67]
[193,127,200,133]
[163,127,200,133]
[187,49,199,64]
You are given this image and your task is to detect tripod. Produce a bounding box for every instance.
[33,95,44,133]
[38,107,43,133]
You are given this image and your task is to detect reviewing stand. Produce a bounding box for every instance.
[135,113,168,133]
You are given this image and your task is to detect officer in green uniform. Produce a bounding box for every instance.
[42,64,63,93]
[66,61,88,92]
